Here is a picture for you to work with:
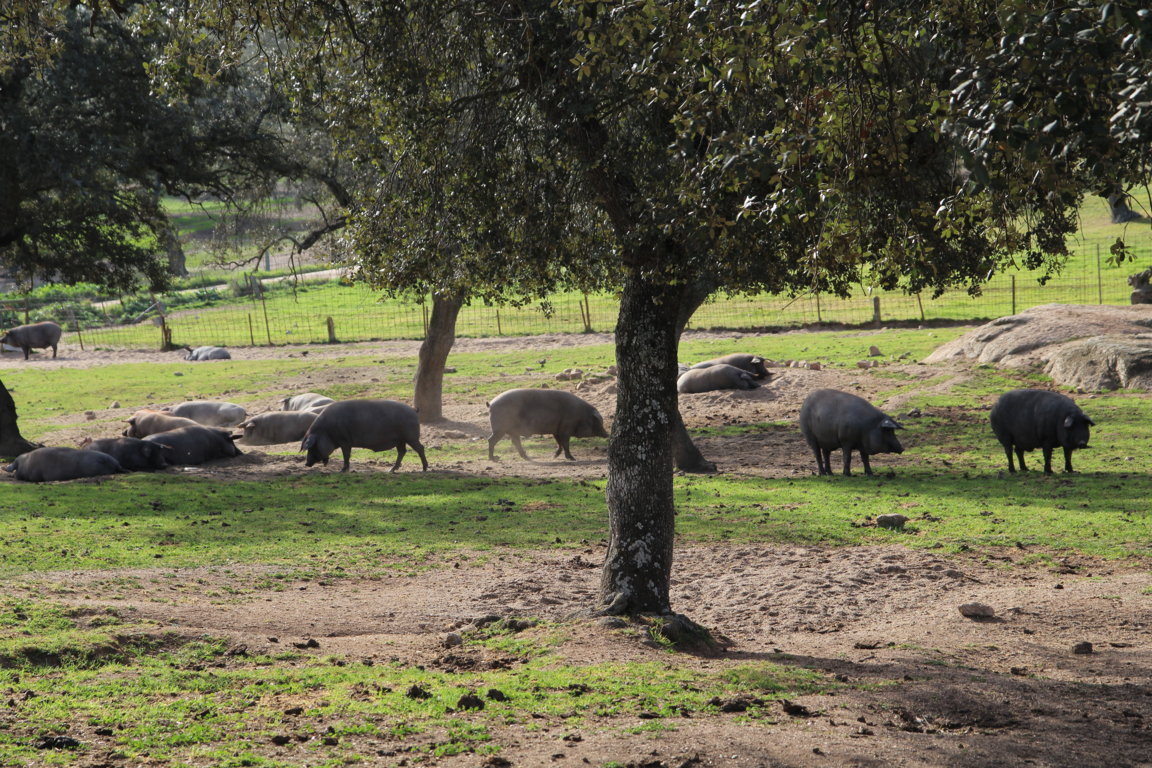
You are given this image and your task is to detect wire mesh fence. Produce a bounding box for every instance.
[0,236,1147,352]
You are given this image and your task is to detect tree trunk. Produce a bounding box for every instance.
[1106,190,1143,224]
[0,378,38,459]
[599,273,681,615]
[161,220,188,277]
[413,290,465,423]
[671,279,718,473]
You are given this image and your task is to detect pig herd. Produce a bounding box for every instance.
[2,347,1096,482]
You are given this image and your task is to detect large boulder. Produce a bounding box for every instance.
[927,304,1152,391]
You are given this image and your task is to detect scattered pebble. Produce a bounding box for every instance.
[1072,642,1094,655]
[868,345,883,356]
[443,632,463,648]
[958,603,996,619]
[876,514,908,530]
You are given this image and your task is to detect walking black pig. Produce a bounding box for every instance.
[4,446,122,482]
[0,321,62,360]
[144,426,242,465]
[84,437,171,471]
[990,389,1094,474]
[488,388,608,461]
[799,389,904,476]
[301,399,427,472]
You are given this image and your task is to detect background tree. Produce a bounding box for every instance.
[0,2,300,457]
[207,0,1147,622]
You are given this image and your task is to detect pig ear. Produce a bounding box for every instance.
[301,434,315,452]
[1084,414,1095,426]
[751,357,763,364]
[1063,415,1075,429]
[880,417,903,430]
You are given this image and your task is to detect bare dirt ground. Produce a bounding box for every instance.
[4,329,1152,768]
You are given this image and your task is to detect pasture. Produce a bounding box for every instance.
[0,325,1150,767]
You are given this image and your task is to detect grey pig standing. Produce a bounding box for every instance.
[990,389,1093,474]
[0,321,62,360]
[487,388,608,461]
[5,446,122,482]
[301,399,427,472]
[799,389,904,476]
[84,437,171,471]
[690,353,770,379]
[677,364,761,394]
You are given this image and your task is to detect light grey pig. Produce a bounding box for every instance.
[237,411,319,445]
[676,364,760,394]
[487,388,608,461]
[0,321,62,360]
[124,410,201,438]
[183,346,231,361]
[5,447,122,482]
[690,353,771,379]
[281,393,334,412]
[301,399,427,472]
[162,400,247,427]
[799,388,904,476]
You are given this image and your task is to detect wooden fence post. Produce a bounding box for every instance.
[872,296,881,327]
[326,316,337,343]
[1011,275,1017,315]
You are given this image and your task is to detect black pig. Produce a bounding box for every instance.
[990,389,1093,474]
[799,389,905,476]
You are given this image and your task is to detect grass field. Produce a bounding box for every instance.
[2,293,1152,764]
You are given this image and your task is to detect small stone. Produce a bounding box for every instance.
[597,616,628,629]
[606,365,617,376]
[84,411,96,420]
[173,371,184,377]
[807,362,822,370]
[876,514,908,530]
[443,366,457,373]
[441,430,467,439]
[1072,642,1094,655]
[869,345,883,356]
[109,401,120,408]
[958,602,996,619]
[856,360,876,369]
[443,632,463,648]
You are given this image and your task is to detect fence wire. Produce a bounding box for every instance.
[0,238,1145,352]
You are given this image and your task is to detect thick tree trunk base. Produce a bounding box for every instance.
[0,435,39,460]
[570,608,730,655]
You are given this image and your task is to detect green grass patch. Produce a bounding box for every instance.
[0,602,843,766]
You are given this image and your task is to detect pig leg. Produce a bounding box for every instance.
[487,432,504,460]
[553,434,575,460]
[340,445,353,472]
[1002,444,1016,472]
[21,345,30,360]
[859,451,874,476]
[840,446,854,476]
[390,443,407,472]
[818,447,832,475]
[510,435,531,460]
[1015,446,1027,471]
[1062,446,1075,473]
[51,343,57,358]
[1042,446,1054,475]
[409,440,429,471]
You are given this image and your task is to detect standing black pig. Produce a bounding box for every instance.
[0,321,62,360]
[799,389,905,476]
[487,388,608,461]
[990,389,1094,474]
[301,399,427,472]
